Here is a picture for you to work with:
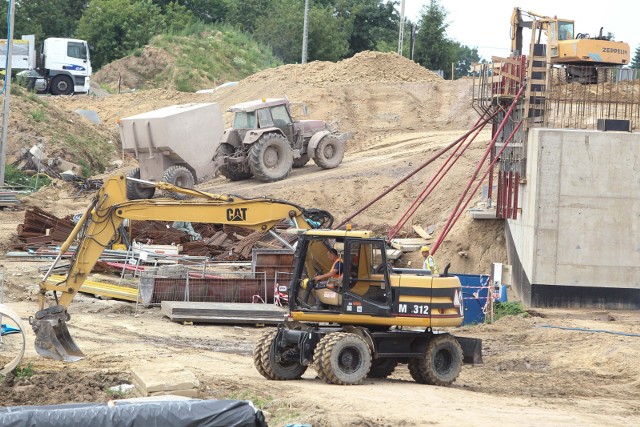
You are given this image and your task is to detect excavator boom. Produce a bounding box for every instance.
[32,175,330,362]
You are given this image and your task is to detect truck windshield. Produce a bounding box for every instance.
[233,111,256,129]
[67,41,87,60]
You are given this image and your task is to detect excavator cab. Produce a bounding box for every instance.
[291,230,392,315]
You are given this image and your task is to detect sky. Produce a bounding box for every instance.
[400,0,639,63]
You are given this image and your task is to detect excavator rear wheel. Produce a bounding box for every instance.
[320,332,371,385]
[249,133,293,182]
[367,358,399,379]
[254,329,307,381]
[125,168,155,200]
[408,334,462,386]
[313,334,332,381]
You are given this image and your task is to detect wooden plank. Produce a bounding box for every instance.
[412,225,433,240]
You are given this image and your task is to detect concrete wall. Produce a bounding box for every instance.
[507,128,640,307]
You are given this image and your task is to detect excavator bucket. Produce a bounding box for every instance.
[30,306,85,362]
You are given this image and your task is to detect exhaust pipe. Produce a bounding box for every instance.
[30,305,85,362]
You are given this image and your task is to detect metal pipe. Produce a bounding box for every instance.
[335,112,496,229]
[432,84,526,254]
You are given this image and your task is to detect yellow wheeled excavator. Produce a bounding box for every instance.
[31,174,481,387]
[30,174,333,362]
[253,228,482,386]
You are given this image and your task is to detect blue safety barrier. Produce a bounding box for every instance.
[453,273,507,325]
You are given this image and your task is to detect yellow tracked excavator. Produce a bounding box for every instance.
[31,174,482,387]
[511,7,630,83]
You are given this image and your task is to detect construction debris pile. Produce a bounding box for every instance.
[13,207,76,252]
[12,207,296,261]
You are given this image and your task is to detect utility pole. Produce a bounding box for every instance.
[0,0,15,186]
[397,0,406,56]
[301,0,310,64]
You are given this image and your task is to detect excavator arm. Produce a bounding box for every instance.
[31,174,331,362]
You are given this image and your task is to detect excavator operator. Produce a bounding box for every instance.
[313,248,344,289]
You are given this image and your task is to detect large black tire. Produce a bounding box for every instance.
[408,334,462,386]
[313,334,332,381]
[50,75,74,95]
[320,332,371,385]
[162,166,195,200]
[215,143,253,181]
[253,329,307,381]
[313,135,345,169]
[292,154,310,168]
[367,358,399,379]
[248,134,293,182]
[125,168,155,200]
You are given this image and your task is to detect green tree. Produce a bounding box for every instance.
[631,46,640,69]
[153,0,228,23]
[76,0,164,69]
[226,0,271,32]
[413,0,457,78]
[254,0,348,63]
[0,0,87,41]
[453,44,480,78]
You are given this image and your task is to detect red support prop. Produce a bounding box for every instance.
[512,171,520,220]
[431,85,526,254]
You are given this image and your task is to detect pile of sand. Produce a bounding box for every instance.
[245,51,442,86]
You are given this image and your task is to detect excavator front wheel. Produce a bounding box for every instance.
[318,332,371,385]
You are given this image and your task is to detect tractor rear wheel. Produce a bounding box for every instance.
[162,166,195,199]
[125,168,155,200]
[320,332,371,385]
[367,358,399,379]
[408,334,462,386]
[292,154,310,168]
[254,329,307,381]
[249,134,293,182]
[215,143,252,181]
[313,135,344,169]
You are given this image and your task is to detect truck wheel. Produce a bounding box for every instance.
[50,75,74,95]
[320,332,371,385]
[214,143,252,181]
[162,166,195,200]
[408,334,462,386]
[292,154,310,168]
[248,134,293,182]
[254,329,307,380]
[367,358,398,378]
[125,168,155,200]
[313,135,345,169]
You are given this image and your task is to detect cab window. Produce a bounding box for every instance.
[257,108,274,128]
[270,105,292,127]
[67,41,87,60]
[233,112,256,129]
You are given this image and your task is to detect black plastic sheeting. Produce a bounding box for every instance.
[0,398,267,427]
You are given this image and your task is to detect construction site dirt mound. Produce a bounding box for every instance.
[94,46,177,91]
[245,50,443,86]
